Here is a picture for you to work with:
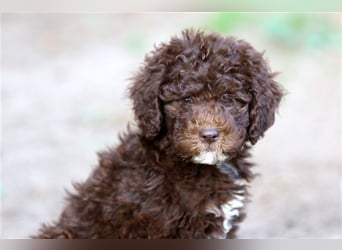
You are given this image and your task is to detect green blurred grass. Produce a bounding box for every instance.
[205,13,340,50]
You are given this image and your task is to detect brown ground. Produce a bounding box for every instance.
[1,14,341,238]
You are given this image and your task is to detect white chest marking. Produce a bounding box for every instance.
[205,191,246,239]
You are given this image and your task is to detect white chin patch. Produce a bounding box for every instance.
[192,151,228,165]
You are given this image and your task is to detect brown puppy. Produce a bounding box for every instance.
[34,29,283,239]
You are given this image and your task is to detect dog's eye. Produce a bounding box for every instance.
[182,97,193,103]
[219,94,231,103]
[219,95,247,112]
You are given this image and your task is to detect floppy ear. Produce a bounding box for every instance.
[248,60,283,145]
[129,47,166,139]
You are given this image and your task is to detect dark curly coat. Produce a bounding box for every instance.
[34,30,283,239]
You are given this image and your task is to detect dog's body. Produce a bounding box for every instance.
[34,30,283,239]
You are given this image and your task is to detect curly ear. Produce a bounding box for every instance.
[248,62,283,145]
[129,47,166,139]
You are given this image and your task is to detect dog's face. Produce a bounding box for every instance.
[130,30,283,165]
[161,83,250,165]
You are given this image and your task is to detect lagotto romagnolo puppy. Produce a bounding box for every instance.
[34,29,283,239]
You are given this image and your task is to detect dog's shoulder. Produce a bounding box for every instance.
[97,132,145,169]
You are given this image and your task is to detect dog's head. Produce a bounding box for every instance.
[130,30,283,165]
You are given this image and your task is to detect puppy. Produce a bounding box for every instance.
[34,29,283,239]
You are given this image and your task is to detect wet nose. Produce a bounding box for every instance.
[200,128,219,143]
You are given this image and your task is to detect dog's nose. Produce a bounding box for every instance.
[200,128,219,143]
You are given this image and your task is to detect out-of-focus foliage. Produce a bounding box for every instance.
[205,13,340,50]
[124,32,148,54]
[262,14,341,49]
[206,12,249,34]
[113,13,340,57]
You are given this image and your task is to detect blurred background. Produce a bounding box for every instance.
[1,13,341,238]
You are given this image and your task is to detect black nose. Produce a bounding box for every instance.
[200,128,219,143]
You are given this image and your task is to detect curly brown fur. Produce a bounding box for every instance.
[33,29,283,239]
